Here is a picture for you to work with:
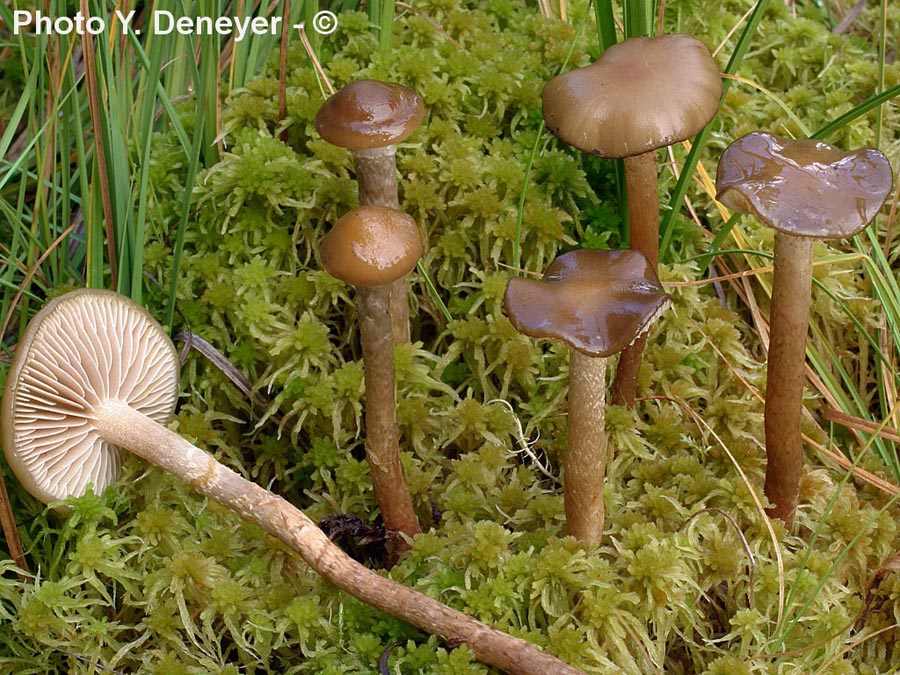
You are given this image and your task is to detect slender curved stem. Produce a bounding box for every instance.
[93,402,584,675]
[764,233,814,527]
[564,349,609,541]
[354,146,411,344]
[612,150,659,408]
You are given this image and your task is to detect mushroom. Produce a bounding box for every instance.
[320,205,422,553]
[1,288,587,675]
[316,79,426,344]
[542,34,722,408]
[504,249,671,541]
[2,289,178,503]
[716,131,893,526]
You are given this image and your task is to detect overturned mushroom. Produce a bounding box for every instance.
[504,249,670,541]
[542,34,721,408]
[1,288,586,675]
[716,131,893,527]
[320,205,422,554]
[316,80,426,344]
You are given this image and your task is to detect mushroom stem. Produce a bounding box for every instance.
[354,147,399,207]
[92,401,584,675]
[623,151,660,270]
[356,284,421,553]
[564,349,609,542]
[764,232,814,527]
[612,150,659,408]
[354,147,411,345]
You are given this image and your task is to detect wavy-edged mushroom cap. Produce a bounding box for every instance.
[321,205,423,287]
[1,289,179,504]
[542,34,722,158]
[315,80,425,151]
[716,131,894,239]
[504,249,671,357]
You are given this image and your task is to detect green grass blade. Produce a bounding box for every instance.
[697,213,743,270]
[380,0,396,53]
[417,261,452,324]
[875,0,887,145]
[164,109,208,330]
[623,0,656,38]
[660,0,772,264]
[593,0,617,52]
[810,83,900,140]
[512,2,591,269]
[0,53,43,190]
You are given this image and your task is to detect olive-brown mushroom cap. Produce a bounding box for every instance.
[716,131,894,239]
[504,249,671,357]
[1,289,179,504]
[315,80,425,150]
[542,34,722,158]
[321,205,423,287]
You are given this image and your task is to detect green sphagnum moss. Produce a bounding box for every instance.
[2,0,900,673]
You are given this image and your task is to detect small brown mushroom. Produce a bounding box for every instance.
[542,34,722,408]
[316,80,426,344]
[0,289,587,675]
[320,206,422,555]
[716,131,893,527]
[504,249,670,541]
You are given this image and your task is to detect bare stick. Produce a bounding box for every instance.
[94,401,584,675]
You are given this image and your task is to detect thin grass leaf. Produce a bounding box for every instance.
[417,261,452,324]
[810,84,900,140]
[593,0,617,52]
[512,5,590,270]
[0,61,43,189]
[661,0,772,264]
[623,0,656,38]
[875,0,887,146]
[723,74,813,136]
[164,109,208,331]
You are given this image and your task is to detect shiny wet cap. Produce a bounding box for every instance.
[716,131,894,239]
[542,34,722,158]
[503,249,671,357]
[315,80,425,150]
[1,289,179,504]
[321,205,422,287]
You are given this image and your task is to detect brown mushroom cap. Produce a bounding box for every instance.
[315,80,425,151]
[504,249,671,357]
[542,34,722,158]
[716,131,894,239]
[321,205,423,287]
[1,289,179,504]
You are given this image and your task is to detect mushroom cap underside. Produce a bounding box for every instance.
[1,289,179,504]
[315,79,425,150]
[504,249,671,357]
[542,34,722,158]
[716,131,894,239]
[320,205,423,287]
